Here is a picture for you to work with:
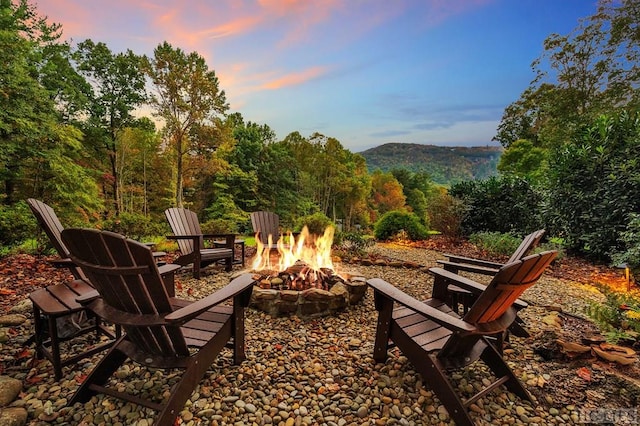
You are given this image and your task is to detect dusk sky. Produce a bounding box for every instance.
[35,0,599,152]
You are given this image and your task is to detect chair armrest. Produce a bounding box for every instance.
[165,273,255,323]
[48,257,77,269]
[202,234,236,248]
[166,235,201,240]
[430,267,528,310]
[76,289,100,304]
[367,278,475,332]
[201,233,236,239]
[159,263,181,276]
[430,267,488,295]
[437,260,500,276]
[441,254,503,269]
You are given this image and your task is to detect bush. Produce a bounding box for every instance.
[426,192,466,240]
[374,211,429,241]
[0,201,37,248]
[469,232,522,257]
[101,212,168,240]
[586,286,640,344]
[201,218,238,234]
[295,212,334,235]
[546,112,640,262]
[449,175,542,237]
[611,213,640,277]
[336,231,375,255]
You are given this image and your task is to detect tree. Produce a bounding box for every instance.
[495,0,639,150]
[369,170,406,221]
[74,39,147,216]
[144,42,229,207]
[497,139,548,184]
[0,0,60,202]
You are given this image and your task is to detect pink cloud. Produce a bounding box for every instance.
[261,66,331,90]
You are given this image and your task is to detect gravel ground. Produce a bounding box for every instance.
[3,243,636,426]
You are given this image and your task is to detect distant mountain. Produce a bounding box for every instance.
[358,143,503,185]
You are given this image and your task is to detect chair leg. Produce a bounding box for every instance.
[480,338,532,402]
[422,354,475,426]
[32,305,45,360]
[373,294,394,363]
[70,338,128,404]
[156,334,231,426]
[193,262,201,279]
[48,315,63,380]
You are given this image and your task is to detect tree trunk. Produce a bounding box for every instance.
[175,134,183,208]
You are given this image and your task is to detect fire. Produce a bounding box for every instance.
[252,225,336,273]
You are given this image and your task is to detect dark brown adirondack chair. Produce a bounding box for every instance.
[27,199,179,379]
[369,250,557,426]
[250,211,284,250]
[61,228,254,426]
[165,208,235,279]
[437,229,546,337]
[26,198,116,380]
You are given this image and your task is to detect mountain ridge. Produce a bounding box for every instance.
[358,142,503,185]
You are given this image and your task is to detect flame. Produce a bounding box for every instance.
[252,225,335,273]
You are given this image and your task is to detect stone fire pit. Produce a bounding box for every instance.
[249,265,368,318]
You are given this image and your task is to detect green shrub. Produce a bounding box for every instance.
[449,175,542,237]
[374,211,429,241]
[426,192,466,239]
[469,232,522,257]
[101,212,168,240]
[0,201,37,247]
[295,212,334,235]
[201,218,238,234]
[611,213,640,278]
[586,286,640,344]
[535,236,566,262]
[337,231,375,255]
[546,112,640,262]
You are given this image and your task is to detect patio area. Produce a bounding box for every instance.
[0,242,637,425]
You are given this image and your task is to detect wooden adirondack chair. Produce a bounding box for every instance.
[61,228,254,426]
[438,229,546,275]
[165,208,235,279]
[251,211,289,250]
[27,199,179,380]
[437,229,546,337]
[26,198,117,380]
[369,250,557,426]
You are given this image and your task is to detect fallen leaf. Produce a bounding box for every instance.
[26,376,43,384]
[577,367,591,381]
[0,288,16,295]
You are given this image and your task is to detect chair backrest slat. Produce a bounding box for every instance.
[27,198,87,281]
[165,208,204,254]
[250,211,280,245]
[464,250,557,324]
[507,229,545,264]
[62,228,189,357]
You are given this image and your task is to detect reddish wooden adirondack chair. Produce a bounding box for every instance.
[165,207,235,279]
[61,228,254,426]
[437,229,546,337]
[369,250,557,426]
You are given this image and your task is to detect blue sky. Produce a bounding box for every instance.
[36,0,599,152]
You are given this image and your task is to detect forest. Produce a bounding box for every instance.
[1,0,640,276]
